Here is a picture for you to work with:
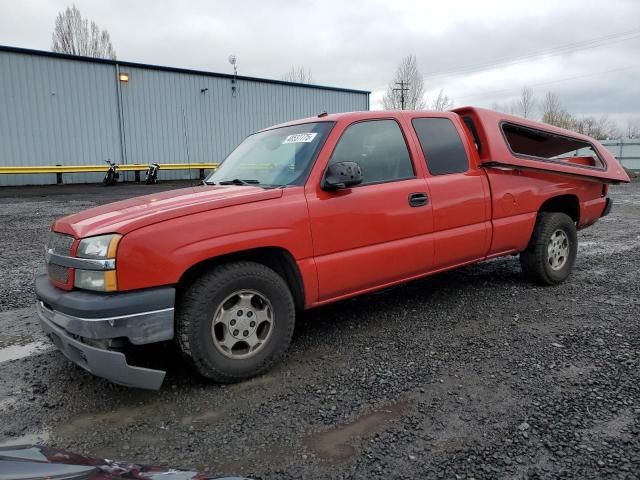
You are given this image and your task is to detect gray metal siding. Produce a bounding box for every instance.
[0,48,369,185]
[0,51,122,185]
[118,67,367,181]
[601,139,640,170]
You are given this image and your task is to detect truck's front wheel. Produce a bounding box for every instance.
[177,261,295,383]
[520,212,577,285]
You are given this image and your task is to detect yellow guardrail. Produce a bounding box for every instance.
[0,163,218,174]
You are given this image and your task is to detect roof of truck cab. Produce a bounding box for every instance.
[260,110,457,131]
[263,107,629,184]
[264,107,601,145]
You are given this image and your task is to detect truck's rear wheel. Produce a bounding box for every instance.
[177,261,295,383]
[520,212,577,285]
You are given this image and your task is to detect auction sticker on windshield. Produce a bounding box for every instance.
[282,133,318,144]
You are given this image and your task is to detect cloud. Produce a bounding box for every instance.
[1,0,638,120]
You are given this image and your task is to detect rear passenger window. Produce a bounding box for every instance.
[330,120,414,185]
[412,118,469,175]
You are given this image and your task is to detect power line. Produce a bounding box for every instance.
[392,80,410,110]
[426,29,640,79]
[424,28,640,79]
[456,65,640,101]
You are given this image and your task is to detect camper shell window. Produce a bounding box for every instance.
[500,122,605,170]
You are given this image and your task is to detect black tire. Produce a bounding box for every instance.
[176,261,295,383]
[520,212,577,285]
[103,171,114,186]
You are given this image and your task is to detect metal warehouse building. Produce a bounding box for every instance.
[601,139,640,171]
[0,46,369,186]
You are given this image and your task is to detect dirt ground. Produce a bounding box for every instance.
[0,181,638,479]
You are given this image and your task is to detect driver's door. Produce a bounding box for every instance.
[305,119,434,302]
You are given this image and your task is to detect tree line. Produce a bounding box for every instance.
[492,88,639,140]
[378,56,638,141]
[51,5,116,59]
[49,6,638,139]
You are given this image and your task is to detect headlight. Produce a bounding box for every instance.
[76,234,121,259]
[75,270,118,292]
[74,234,121,291]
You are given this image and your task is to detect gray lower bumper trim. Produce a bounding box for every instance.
[39,308,165,390]
[37,301,174,345]
[35,274,175,319]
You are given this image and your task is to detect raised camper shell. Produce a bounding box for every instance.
[454,107,630,184]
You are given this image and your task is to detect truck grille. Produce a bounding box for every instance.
[46,232,74,285]
[47,263,69,283]
[47,232,74,256]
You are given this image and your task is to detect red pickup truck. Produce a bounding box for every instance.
[35,108,630,389]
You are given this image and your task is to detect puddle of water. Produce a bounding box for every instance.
[227,374,274,393]
[305,399,412,462]
[0,395,19,411]
[0,341,51,363]
[180,410,221,426]
[586,409,634,438]
[56,402,221,439]
[581,244,637,257]
[55,403,162,437]
[0,431,50,447]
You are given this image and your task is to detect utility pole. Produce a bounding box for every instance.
[393,80,410,110]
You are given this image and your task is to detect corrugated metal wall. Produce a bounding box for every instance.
[601,139,640,170]
[0,47,369,186]
[0,50,123,185]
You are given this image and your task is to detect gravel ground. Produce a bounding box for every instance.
[0,181,638,479]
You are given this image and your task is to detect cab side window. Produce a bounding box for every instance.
[412,118,469,175]
[330,120,414,185]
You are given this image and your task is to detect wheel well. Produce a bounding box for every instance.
[538,195,580,223]
[177,247,305,311]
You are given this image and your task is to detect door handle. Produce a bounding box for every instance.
[408,192,428,207]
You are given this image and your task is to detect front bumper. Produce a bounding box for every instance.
[39,307,166,390]
[35,274,175,390]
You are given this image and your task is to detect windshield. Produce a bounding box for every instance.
[206,122,334,187]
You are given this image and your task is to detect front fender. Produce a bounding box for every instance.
[115,191,313,291]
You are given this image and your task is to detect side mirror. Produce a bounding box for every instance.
[322,161,363,191]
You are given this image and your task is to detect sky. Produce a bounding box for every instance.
[1,0,639,124]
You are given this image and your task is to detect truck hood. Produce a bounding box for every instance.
[53,185,283,238]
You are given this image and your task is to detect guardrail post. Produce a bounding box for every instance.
[619,140,624,160]
[134,170,140,183]
[55,165,63,184]
[199,168,205,179]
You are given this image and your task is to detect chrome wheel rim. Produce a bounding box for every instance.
[547,229,570,271]
[211,290,274,359]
